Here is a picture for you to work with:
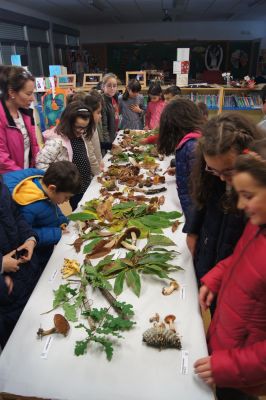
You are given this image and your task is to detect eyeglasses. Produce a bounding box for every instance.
[105,84,117,88]
[74,125,88,132]
[205,164,235,177]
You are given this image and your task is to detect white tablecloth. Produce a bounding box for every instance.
[0,137,214,400]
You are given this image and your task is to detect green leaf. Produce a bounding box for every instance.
[89,307,108,322]
[155,210,182,219]
[94,255,114,272]
[102,262,125,276]
[142,265,170,279]
[83,238,102,254]
[68,212,96,221]
[126,270,141,297]
[127,219,149,238]
[75,340,88,356]
[148,235,176,247]
[53,284,77,308]
[114,301,134,317]
[63,302,78,322]
[114,270,126,296]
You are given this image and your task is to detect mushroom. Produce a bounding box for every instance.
[117,227,141,251]
[164,314,176,332]
[37,314,70,338]
[162,280,179,296]
[149,312,160,323]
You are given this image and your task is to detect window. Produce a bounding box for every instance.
[28,27,48,43]
[0,43,13,64]
[0,22,25,40]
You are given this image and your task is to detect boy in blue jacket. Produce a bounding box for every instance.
[3,161,81,268]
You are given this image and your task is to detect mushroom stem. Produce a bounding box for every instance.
[121,240,138,251]
[37,327,56,337]
[162,280,179,295]
[131,231,137,246]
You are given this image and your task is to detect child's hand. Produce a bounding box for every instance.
[4,275,14,295]
[139,138,148,145]
[2,251,20,273]
[100,160,105,171]
[130,104,142,113]
[194,356,214,386]
[186,233,198,257]
[163,167,176,176]
[16,239,36,263]
[61,223,70,234]
[199,284,215,311]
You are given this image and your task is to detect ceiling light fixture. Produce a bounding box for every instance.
[88,0,105,12]
[162,9,172,22]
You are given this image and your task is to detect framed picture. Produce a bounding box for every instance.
[83,73,103,88]
[57,74,76,88]
[126,71,146,87]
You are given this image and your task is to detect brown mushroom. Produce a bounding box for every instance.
[149,312,160,323]
[37,314,70,338]
[117,227,141,251]
[164,314,176,332]
[162,280,179,296]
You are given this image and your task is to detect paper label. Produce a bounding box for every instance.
[180,285,186,300]
[49,269,58,282]
[180,350,189,374]
[41,336,54,359]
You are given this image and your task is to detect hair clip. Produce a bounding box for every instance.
[77,108,89,112]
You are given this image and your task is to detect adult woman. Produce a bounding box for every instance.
[0,66,39,173]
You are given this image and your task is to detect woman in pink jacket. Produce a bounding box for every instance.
[0,66,39,174]
[195,139,266,400]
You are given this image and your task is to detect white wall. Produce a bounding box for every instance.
[80,20,266,46]
[0,0,78,28]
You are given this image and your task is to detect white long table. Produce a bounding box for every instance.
[0,139,214,400]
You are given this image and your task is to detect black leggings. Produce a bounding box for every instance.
[216,387,258,400]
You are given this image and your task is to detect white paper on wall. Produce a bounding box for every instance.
[177,48,190,62]
[173,61,182,74]
[176,74,188,87]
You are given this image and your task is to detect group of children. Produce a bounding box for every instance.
[1,64,266,400]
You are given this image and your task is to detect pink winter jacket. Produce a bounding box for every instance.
[202,222,266,396]
[145,99,165,130]
[36,127,102,176]
[0,100,39,174]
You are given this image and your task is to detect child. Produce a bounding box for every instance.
[157,98,204,224]
[144,83,165,130]
[3,161,81,268]
[67,90,103,174]
[195,139,266,400]
[163,85,181,103]
[0,176,41,348]
[119,79,145,130]
[101,73,119,148]
[0,66,39,173]
[197,101,209,122]
[187,113,264,287]
[257,85,266,131]
[36,101,94,210]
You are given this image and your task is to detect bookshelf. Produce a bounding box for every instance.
[180,87,222,115]
[221,87,263,123]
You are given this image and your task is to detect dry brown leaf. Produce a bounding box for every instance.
[72,237,84,253]
[172,220,181,233]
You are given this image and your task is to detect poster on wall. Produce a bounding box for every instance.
[11,55,22,66]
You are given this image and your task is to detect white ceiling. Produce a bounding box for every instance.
[8,0,266,25]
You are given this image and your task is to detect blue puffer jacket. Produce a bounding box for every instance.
[0,178,41,347]
[175,132,201,231]
[3,169,68,247]
[185,179,246,283]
